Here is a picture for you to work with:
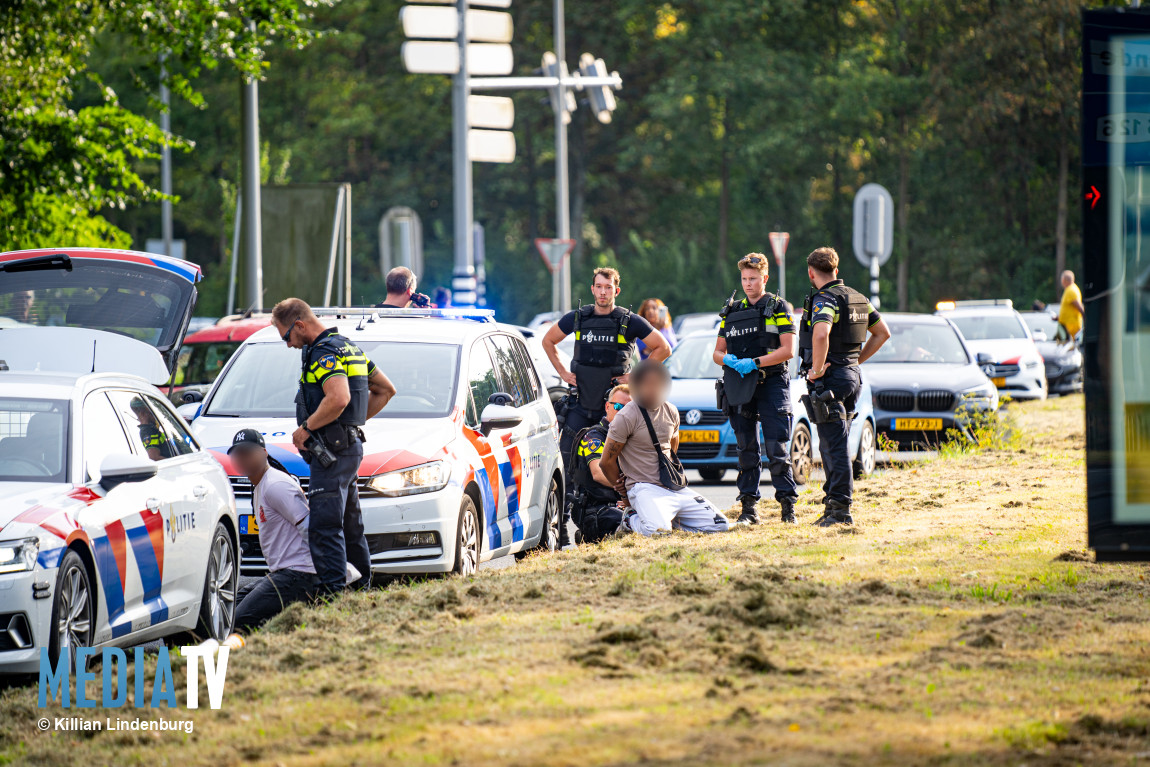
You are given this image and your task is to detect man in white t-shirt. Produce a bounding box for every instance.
[228,429,318,633]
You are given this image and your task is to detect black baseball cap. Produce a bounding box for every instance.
[227,428,266,454]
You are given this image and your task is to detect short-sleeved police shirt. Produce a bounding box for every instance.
[809,280,882,366]
[304,329,378,388]
[556,309,655,342]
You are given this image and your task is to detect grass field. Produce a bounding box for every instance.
[3,394,1150,766]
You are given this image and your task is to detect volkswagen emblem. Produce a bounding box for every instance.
[686,409,702,425]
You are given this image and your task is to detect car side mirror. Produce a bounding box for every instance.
[1032,330,1048,342]
[975,352,994,366]
[98,453,158,491]
[480,404,522,437]
[181,390,204,404]
[176,402,201,422]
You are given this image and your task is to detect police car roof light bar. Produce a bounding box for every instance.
[308,306,496,323]
[942,299,1014,309]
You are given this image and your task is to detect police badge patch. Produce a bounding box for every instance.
[319,354,338,370]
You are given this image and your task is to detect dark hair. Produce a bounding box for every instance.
[386,266,416,295]
[630,358,671,390]
[807,247,839,274]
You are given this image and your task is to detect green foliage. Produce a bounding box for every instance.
[941,404,1023,457]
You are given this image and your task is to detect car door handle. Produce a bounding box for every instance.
[146,498,161,513]
[193,485,208,499]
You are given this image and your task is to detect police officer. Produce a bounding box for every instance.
[543,267,671,458]
[712,253,799,525]
[798,248,890,526]
[570,384,632,543]
[272,298,397,594]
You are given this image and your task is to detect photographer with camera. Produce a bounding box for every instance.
[273,298,397,594]
[377,266,431,309]
[798,248,890,526]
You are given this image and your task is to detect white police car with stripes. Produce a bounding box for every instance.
[184,308,565,577]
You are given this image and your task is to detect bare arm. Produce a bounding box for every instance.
[599,438,625,486]
[366,368,397,420]
[642,329,671,363]
[542,323,576,386]
[806,323,831,380]
[670,430,679,454]
[713,336,728,366]
[309,375,351,430]
[588,457,612,487]
[858,318,892,365]
[756,331,796,368]
[1073,298,1085,316]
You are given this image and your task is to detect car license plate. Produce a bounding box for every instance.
[680,429,720,443]
[992,376,1006,387]
[240,514,259,535]
[893,418,943,431]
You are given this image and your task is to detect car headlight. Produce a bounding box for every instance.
[366,461,451,497]
[0,538,39,574]
[961,384,998,404]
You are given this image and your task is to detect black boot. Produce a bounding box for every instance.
[813,498,853,527]
[779,497,797,525]
[736,495,761,525]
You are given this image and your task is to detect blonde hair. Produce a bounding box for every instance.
[807,247,839,274]
[637,298,671,330]
[607,383,631,401]
[738,252,770,275]
[271,297,316,327]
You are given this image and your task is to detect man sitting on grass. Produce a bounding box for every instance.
[599,359,730,536]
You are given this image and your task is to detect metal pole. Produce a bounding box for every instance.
[323,186,346,307]
[344,183,353,306]
[160,54,173,259]
[227,193,242,315]
[554,0,571,313]
[778,255,786,303]
[451,0,476,304]
[241,22,263,312]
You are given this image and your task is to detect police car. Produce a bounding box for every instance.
[185,309,565,577]
[935,300,1048,400]
[0,248,238,674]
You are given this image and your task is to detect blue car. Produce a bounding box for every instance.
[667,331,877,484]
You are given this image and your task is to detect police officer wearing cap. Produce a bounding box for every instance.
[798,247,890,526]
[713,253,799,525]
[272,298,397,594]
[542,267,671,542]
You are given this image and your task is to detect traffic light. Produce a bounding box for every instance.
[578,53,617,124]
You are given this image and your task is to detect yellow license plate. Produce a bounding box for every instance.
[992,377,1006,387]
[241,514,259,535]
[679,430,720,443]
[893,418,943,431]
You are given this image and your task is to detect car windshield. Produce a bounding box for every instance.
[173,341,241,387]
[866,321,970,364]
[205,341,461,418]
[0,397,69,482]
[668,335,721,379]
[1022,313,1059,339]
[948,314,1028,341]
[0,258,193,351]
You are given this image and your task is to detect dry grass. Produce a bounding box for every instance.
[4,394,1150,766]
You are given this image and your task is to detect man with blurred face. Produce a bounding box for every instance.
[570,384,632,543]
[228,429,318,633]
[600,360,729,536]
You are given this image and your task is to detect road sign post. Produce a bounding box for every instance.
[535,238,575,312]
[768,231,790,301]
[852,183,894,309]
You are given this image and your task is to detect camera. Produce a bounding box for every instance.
[410,292,432,308]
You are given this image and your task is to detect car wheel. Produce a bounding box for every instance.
[49,550,93,671]
[195,523,237,641]
[853,419,876,479]
[537,477,561,552]
[699,468,727,483]
[453,495,480,576]
[791,422,813,485]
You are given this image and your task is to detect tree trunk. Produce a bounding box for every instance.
[718,99,730,266]
[1055,133,1069,295]
[896,125,910,312]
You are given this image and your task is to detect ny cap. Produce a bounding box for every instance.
[227,428,266,454]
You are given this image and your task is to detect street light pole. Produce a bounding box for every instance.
[160,54,173,259]
[451,0,477,305]
[553,0,571,312]
[241,20,263,312]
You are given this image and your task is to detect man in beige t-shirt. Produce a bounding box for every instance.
[602,360,729,536]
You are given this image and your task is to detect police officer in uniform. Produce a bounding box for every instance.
[798,248,890,526]
[570,384,632,543]
[713,253,799,525]
[543,268,671,540]
[272,298,397,593]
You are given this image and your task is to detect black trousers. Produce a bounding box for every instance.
[307,441,371,593]
[730,376,797,503]
[235,569,317,633]
[809,364,862,506]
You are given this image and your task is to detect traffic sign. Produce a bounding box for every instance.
[468,129,516,163]
[401,41,513,75]
[468,95,514,129]
[852,183,894,268]
[535,238,575,274]
[768,231,789,266]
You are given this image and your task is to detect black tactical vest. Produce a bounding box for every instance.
[571,306,634,411]
[296,329,372,427]
[720,294,786,377]
[799,283,870,363]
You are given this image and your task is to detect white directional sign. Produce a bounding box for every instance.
[401,6,513,43]
[468,129,516,163]
[401,41,514,75]
[468,95,514,129]
[535,238,575,274]
[852,182,894,268]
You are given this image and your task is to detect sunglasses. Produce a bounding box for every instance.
[609,402,626,411]
[281,316,300,344]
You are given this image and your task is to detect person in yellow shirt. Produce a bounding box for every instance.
[1058,270,1085,343]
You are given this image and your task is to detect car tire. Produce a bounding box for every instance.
[791,422,813,485]
[853,419,877,479]
[195,522,238,641]
[537,476,561,552]
[453,495,480,576]
[48,550,94,672]
[699,468,727,483]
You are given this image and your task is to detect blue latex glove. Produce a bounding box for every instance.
[722,353,739,369]
[734,357,758,376]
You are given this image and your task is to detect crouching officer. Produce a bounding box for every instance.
[570,384,632,542]
[272,298,397,594]
[713,253,799,525]
[798,248,890,526]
